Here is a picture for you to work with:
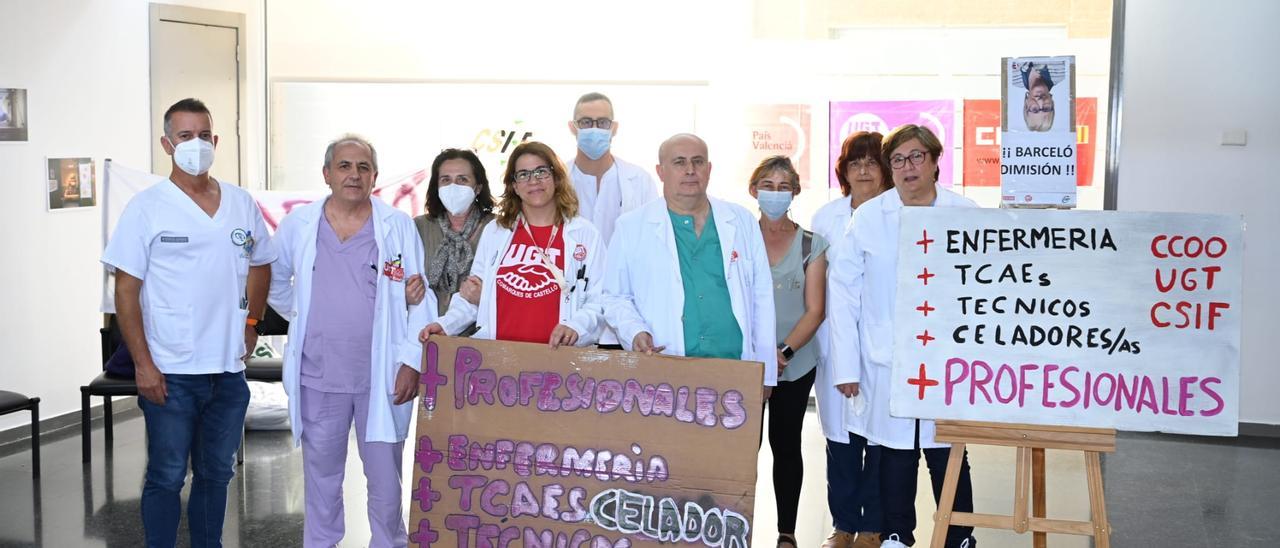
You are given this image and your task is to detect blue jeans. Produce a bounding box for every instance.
[826,432,883,533]
[138,372,249,548]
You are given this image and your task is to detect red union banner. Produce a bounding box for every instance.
[963,98,1097,187]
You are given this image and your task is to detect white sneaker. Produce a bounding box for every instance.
[880,534,907,548]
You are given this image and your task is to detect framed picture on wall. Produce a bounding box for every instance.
[47,157,96,211]
[0,88,29,142]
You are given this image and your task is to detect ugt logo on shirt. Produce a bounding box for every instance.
[496,244,562,299]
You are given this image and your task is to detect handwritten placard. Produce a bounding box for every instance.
[410,337,764,548]
[892,208,1243,436]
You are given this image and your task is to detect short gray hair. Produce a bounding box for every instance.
[573,92,614,119]
[323,134,379,171]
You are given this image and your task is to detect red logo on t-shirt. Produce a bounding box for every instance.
[495,223,564,343]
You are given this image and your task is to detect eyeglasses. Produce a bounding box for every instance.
[438,175,472,185]
[1026,105,1054,114]
[847,158,880,172]
[513,166,553,183]
[889,150,929,170]
[574,117,613,130]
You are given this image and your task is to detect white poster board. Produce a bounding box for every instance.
[1001,55,1077,207]
[892,208,1243,436]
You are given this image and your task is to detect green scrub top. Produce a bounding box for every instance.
[669,209,743,360]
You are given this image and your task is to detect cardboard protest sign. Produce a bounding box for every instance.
[829,100,955,189]
[409,337,765,548]
[891,208,1243,436]
[1000,56,1077,207]
[963,98,1097,187]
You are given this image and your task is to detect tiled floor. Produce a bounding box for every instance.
[1,405,1278,547]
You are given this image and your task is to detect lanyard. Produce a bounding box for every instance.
[517,214,567,292]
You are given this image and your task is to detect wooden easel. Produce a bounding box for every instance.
[929,420,1115,548]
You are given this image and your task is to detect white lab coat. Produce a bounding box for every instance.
[603,197,778,386]
[810,195,855,443]
[268,197,434,445]
[436,215,606,345]
[614,158,660,214]
[828,185,977,450]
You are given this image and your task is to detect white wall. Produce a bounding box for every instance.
[0,0,263,432]
[1117,0,1280,425]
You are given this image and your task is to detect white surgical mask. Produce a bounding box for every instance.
[438,183,477,216]
[169,137,215,176]
[757,190,793,220]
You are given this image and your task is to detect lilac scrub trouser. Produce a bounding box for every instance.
[300,385,407,548]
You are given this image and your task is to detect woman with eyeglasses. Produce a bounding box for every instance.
[413,149,496,325]
[748,155,829,548]
[813,131,895,548]
[419,141,606,348]
[828,125,978,548]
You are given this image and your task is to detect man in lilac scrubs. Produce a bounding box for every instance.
[269,134,430,547]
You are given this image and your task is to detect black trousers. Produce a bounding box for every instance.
[763,367,817,534]
[879,421,975,547]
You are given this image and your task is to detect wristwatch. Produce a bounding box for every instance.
[778,343,795,360]
[247,316,266,336]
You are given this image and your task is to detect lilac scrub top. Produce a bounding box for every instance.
[299,215,378,393]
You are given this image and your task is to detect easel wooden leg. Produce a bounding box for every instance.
[1085,451,1111,548]
[1013,447,1030,533]
[1033,447,1047,548]
[930,443,966,548]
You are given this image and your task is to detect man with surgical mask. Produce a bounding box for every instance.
[567,92,659,348]
[566,92,659,245]
[103,98,275,547]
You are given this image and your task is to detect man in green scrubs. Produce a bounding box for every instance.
[603,133,778,389]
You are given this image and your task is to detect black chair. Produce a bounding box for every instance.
[0,390,40,477]
[81,319,138,463]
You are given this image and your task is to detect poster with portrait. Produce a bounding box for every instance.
[0,88,29,142]
[829,100,955,189]
[47,157,96,211]
[1000,56,1077,207]
[964,97,1097,187]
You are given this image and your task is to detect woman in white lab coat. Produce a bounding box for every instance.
[421,141,605,347]
[813,131,895,548]
[827,125,979,548]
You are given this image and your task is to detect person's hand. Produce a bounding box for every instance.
[775,348,789,374]
[419,322,445,343]
[136,362,168,405]
[549,324,580,348]
[763,386,773,400]
[392,364,421,405]
[837,382,860,398]
[242,325,259,362]
[405,274,426,306]
[459,275,482,305]
[632,332,666,355]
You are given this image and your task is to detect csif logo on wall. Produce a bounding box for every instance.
[472,123,534,157]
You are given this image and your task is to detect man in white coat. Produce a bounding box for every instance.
[566,92,659,246]
[603,133,777,390]
[268,135,433,548]
[828,125,977,548]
